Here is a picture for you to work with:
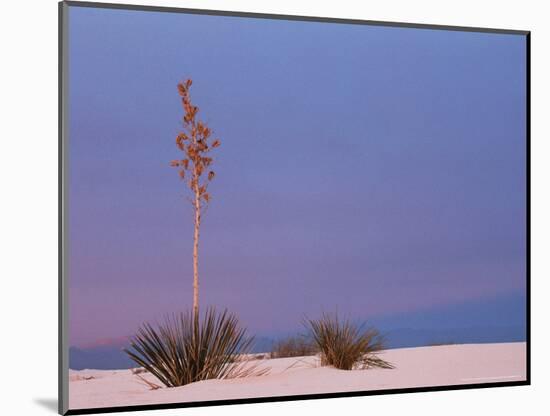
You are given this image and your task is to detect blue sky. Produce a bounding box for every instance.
[68,6,527,346]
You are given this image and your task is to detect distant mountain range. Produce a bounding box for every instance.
[69,292,526,370]
[70,345,136,370]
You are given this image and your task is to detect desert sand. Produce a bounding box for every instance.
[69,342,526,410]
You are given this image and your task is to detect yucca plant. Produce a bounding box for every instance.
[305,313,394,371]
[124,307,268,387]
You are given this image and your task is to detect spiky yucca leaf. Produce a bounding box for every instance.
[124,307,268,387]
[306,313,394,371]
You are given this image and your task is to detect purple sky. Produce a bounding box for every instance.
[68,6,527,346]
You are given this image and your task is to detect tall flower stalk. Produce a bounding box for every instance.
[171,78,221,324]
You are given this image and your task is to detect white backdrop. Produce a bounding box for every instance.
[1,0,548,415]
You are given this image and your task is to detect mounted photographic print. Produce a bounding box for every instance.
[59,1,530,414]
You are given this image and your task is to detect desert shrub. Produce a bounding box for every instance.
[270,336,318,359]
[124,307,267,387]
[130,367,147,375]
[305,313,393,370]
[427,340,456,346]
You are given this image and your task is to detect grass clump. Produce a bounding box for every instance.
[124,307,267,387]
[270,336,318,359]
[306,312,393,370]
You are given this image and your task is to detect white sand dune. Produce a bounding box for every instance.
[69,342,526,410]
